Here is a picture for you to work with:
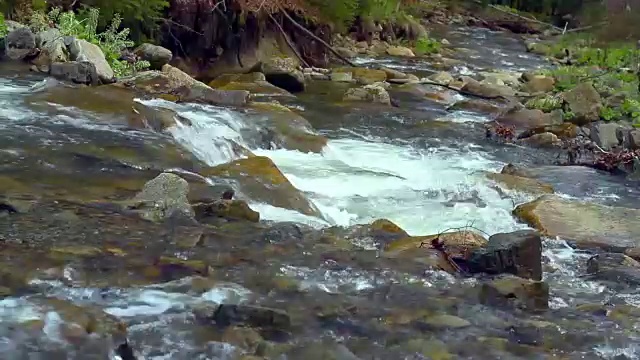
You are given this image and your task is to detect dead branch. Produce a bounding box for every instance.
[485,3,564,32]
[268,12,310,68]
[277,4,358,67]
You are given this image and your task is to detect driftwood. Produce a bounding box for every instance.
[277,5,358,67]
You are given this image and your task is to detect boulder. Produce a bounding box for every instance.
[495,107,561,128]
[468,230,543,280]
[382,67,409,80]
[343,83,391,105]
[133,43,172,70]
[517,122,578,140]
[589,122,626,150]
[479,275,549,311]
[130,102,191,132]
[461,76,515,98]
[480,71,522,89]
[258,56,305,93]
[67,39,114,84]
[31,28,67,71]
[118,65,249,106]
[4,27,36,60]
[428,71,455,86]
[524,74,555,93]
[514,195,640,251]
[334,46,357,59]
[586,253,640,287]
[386,45,415,57]
[199,156,323,218]
[561,82,602,125]
[126,172,195,223]
[194,304,290,331]
[50,61,99,85]
[625,129,640,149]
[518,132,561,148]
[525,41,550,56]
[193,199,260,223]
[246,101,327,153]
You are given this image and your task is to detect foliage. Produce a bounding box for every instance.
[30,7,149,77]
[525,95,562,112]
[308,0,421,30]
[0,14,7,38]
[414,35,441,55]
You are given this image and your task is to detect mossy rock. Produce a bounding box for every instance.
[219,81,293,96]
[199,156,322,218]
[332,67,388,84]
[193,199,260,223]
[385,231,487,253]
[25,84,136,117]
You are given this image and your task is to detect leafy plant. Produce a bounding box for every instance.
[0,14,8,38]
[525,95,562,112]
[30,7,149,77]
[414,35,440,55]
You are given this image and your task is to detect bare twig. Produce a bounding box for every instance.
[268,12,310,68]
[277,4,358,67]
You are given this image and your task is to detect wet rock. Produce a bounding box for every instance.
[523,74,555,93]
[586,253,640,286]
[468,230,543,280]
[382,67,409,81]
[50,61,99,85]
[518,122,578,140]
[68,39,114,83]
[386,45,415,57]
[393,338,453,360]
[126,172,195,223]
[589,122,626,150]
[35,298,127,340]
[625,128,640,149]
[131,102,191,131]
[200,156,322,218]
[221,326,264,352]
[258,56,305,93]
[480,71,522,89]
[500,163,536,178]
[561,82,602,125]
[332,67,387,85]
[31,28,67,71]
[247,101,328,153]
[485,172,554,196]
[118,65,249,106]
[624,247,640,261]
[217,78,293,97]
[447,98,502,115]
[195,304,291,331]
[428,71,455,86]
[421,314,471,329]
[461,76,516,98]
[513,195,640,251]
[519,132,561,148]
[496,106,561,128]
[385,230,487,254]
[525,41,550,55]
[285,341,361,360]
[133,43,172,70]
[146,257,212,281]
[330,71,354,82]
[4,27,36,60]
[343,83,391,105]
[193,199,260,223]
[479,275,549,311]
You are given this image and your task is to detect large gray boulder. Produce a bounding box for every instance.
[31,28,68,71]
[67,38,114,83]
[50,61,99,85]
[134,43,172,70]
[5,27,36,60]
[126,172,195,223]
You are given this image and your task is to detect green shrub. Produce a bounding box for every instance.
[414,35,440,55]
[525,95,562,112]
[0,14,7,38]
[30,7,149,77]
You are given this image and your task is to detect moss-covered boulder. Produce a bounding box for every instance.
[332,67,388,85]
[200,156,322,218]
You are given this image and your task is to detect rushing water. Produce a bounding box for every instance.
[0,26,639,359]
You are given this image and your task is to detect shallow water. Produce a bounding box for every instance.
[0,27,639,360]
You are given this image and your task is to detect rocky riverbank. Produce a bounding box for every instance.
[1,10,640,360]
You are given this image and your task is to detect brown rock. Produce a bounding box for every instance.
[479,275,549,311]
[561,82,603,125]
[519,132,561,148]
[468,230,543,280]
[485,172,554,196]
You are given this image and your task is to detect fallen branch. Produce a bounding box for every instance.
[268,12,310,68]
[486,4,564,32]
[277,5,357,67]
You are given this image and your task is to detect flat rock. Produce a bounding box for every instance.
[514,195,640,251]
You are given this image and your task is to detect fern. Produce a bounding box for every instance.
[0,14,7,38]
